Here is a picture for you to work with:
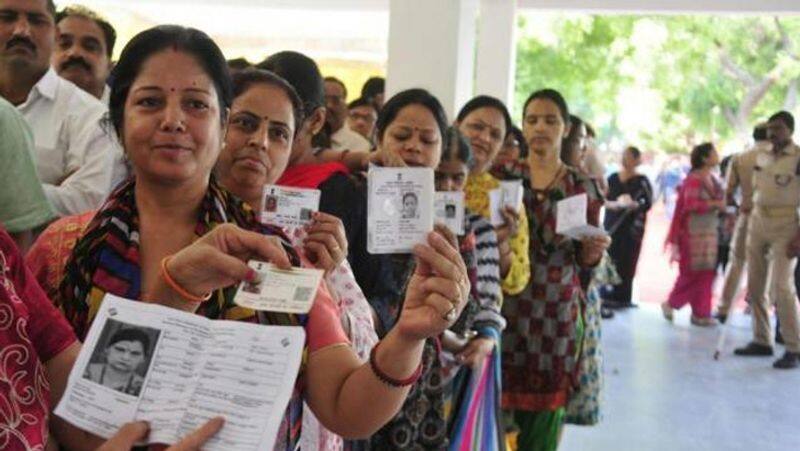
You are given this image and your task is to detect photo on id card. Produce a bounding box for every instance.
[434,191,464,235]
[260,185,321,229]
[367,166,434,254]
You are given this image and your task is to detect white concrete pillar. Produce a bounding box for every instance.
[475,0,518,110]
[386,0,479,119]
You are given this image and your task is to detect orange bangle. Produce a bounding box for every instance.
[160,256,212,303]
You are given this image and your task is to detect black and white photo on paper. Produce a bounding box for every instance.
[82,318,160,397]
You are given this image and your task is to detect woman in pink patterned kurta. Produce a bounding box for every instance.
[663,143,725,326]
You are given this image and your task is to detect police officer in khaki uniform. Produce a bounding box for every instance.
[735,111,800,369]
[715,125,771,322]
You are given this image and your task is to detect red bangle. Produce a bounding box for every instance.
[369,341,423,388]
[160,256,212,303]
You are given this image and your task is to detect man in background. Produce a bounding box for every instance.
[324,76,370,152]
[0,0,121,216]
[53,4,114,102]
[347,96,377,147]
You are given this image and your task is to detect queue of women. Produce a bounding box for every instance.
[0,23,692,451]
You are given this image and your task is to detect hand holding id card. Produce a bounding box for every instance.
[367,166,434,254]
[555,193,606,240]
[489,180,524,226]
[261,185,321,229]
[434,191,465,235]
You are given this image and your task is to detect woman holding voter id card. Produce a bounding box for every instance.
[214,62,379,449]
[50,26,470,451]
[493,89,610,451]
[458,96,532,297]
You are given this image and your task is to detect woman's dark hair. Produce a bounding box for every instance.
[257,51,329,147]
[561,114,585,165]
[456,95,512,138]
[585,122,596,139]
[375,88,448,145]
[753,123,768,141]
[522,88,570,125]
[361,77,385,100]
[768,110,795,133]
[231,69,305,136]
[690,142,716,170]
[443,126,473,167]
[109,25,233,141]
[108,328,150,352]
[626,145,642,159]
[507,125,528,158]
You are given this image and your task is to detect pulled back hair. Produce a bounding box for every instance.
[768,111,795,133]
[626,145,642,159]
[258,51,329,148]
[456,95,512,138]
[231,69,305,137]
[522,88,570,126]
[108,328,151,352]
[508,125,528,159]
[690,142,716,170]
[375,89,448,146]
[443,126,473,167]
[108,25,233,141]
[753,123,768,141]
[561,114,585,165]
[361,77,385,101]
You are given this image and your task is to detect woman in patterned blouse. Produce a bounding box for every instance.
[50,25,471,450]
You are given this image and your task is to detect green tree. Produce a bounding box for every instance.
[515,14,800,153]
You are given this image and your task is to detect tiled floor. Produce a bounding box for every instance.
[560,304,800,451]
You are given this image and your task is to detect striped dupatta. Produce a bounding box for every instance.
[447,327,504,451]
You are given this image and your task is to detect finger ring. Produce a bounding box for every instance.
[443,307,457,322]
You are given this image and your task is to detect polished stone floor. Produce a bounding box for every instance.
[561,304,800,451]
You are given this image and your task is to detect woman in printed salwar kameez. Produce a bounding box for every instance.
[497,89,609,451]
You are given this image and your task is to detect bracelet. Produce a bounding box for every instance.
[160,256,212,303]
[369,341,423,388]
[338,149,351,163]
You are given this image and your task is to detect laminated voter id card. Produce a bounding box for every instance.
[260,185,321,229]
[434,191,465,235]
[489,180,524,226]
[234,261,324,314]
[367,166,434,254]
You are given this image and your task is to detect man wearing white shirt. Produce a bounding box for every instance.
[324,76,370,152]
[0,0,120,217]
[53,5,113,103]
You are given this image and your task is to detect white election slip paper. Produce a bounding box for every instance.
[434,191,465,235]
[234,260,324,314]
[367,166,435,254]
[489,180,524,226]
[261,184,321,229]
[555,193,606,240]
[54,294,305,451]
